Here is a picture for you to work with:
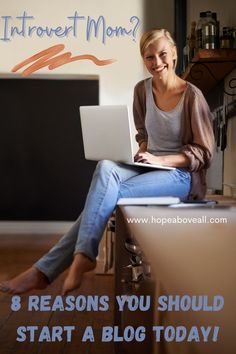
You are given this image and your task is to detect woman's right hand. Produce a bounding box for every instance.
[134,142,147,161]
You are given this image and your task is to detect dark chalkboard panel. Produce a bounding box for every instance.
[0,76,99,220]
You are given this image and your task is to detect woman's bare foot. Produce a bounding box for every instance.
[62,253,96,295]
[0,267,49,295]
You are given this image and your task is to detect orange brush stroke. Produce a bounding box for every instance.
[11,44,116,76]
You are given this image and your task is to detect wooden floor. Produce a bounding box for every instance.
[0,234,115,354]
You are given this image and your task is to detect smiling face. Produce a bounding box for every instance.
[143,37,177,79]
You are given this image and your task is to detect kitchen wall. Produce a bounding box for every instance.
[0,0,145,107]
[187,0,236,194]
[223,68,236,196]
[187,0,236,32]
[0,0,174,148]
[144,0,174,32]
[0,0,174,106]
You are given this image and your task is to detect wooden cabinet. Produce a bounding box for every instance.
[115,204,236,354]
[181,49,236,95]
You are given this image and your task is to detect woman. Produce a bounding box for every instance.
[0,29,214,295]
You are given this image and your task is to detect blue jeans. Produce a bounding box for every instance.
[35,160,191,282]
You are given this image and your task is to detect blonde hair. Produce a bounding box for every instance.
[140,28,177,68]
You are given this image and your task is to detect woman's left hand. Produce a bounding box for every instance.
[134,151,164,165]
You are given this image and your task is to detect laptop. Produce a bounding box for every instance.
[79,105,175,171]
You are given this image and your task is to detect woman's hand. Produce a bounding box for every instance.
[134,151,163,165]
[134,142,147,160]
[134,152,190,167]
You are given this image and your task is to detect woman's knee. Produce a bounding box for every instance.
[95,160,125,185]
[96,159,119,173]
